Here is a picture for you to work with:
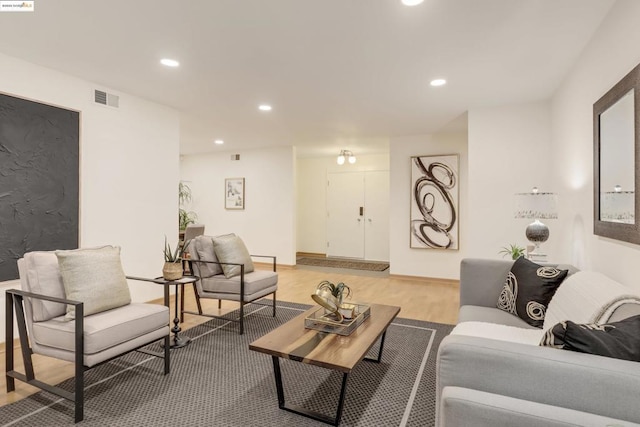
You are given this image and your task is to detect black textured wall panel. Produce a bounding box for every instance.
[0,93,79,281]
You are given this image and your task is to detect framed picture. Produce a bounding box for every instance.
[410,154,459,250]
[225,177,245,210]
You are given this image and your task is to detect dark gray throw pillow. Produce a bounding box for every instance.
[540,315,640,362]
[496,257,568,328]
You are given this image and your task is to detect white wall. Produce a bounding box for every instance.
[0,53,180,342]
[467,101,554,259]
[180,146,297,265]
[297,154,389,254]
[389,132,468,280]
[551,0,640,289]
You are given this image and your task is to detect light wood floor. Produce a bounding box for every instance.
[0,265,459,407]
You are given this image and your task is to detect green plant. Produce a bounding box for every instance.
[178,182,198,230]
[179,208,198,230]
[316,280,351,303]
[178,181,192,206]
[164,236,191,263]
[499,244,526,260]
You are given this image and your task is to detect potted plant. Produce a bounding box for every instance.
[179,181,198,232]
[163,237,191,280]
[499,244,526,260]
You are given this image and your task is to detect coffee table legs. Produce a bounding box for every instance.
[272,356,349,426]
[269,330,388,426]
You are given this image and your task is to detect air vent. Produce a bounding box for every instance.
[230,154,240,161]
[94,90,119,108]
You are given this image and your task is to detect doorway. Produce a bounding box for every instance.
[326,171,389,261]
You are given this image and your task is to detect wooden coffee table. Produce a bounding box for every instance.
[249,303,400,426]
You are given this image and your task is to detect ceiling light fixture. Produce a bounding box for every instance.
[402,0,424,6]
[258,104,272,111]
[337,149,356,165]
[430,78,447,87]
[160,58,180,67]
[214,139,224,145]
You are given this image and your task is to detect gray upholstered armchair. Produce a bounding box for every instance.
[183,234,278,334]
[5,246,170,423]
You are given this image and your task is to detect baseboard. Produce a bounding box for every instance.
[253,262,295,270]
[389,274,459,286]
[296,252,326,258]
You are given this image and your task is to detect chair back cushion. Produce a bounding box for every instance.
[56,246,131,320]
[212,234,255,278]
[21,252,67,322]
[193,235,224,277]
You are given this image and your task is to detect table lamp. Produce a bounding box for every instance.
[514,187,558,261]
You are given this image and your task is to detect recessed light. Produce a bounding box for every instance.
[402,0,424,6]
[430,78,447,87]
[214,139,224,145]
[258,104,272,111]
[160,58,180,67]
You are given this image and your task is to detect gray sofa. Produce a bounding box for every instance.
[436,258,640,427]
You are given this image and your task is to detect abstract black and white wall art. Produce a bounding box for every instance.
[0,93,79,281]
[410,154,459,250]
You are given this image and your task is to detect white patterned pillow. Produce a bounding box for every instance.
[497,257,568,328]
[56,246,131,320]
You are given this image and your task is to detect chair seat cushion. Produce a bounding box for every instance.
[31,303,168,355]
[200,270,278,295]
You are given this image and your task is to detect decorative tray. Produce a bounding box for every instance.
[304,303,371,336]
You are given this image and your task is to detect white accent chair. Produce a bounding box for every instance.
[5,249,170,423]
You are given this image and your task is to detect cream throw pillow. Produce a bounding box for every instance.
[56,246,131,320]
[212,234,254,279]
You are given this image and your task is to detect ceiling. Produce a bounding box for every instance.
[0,0,614,157]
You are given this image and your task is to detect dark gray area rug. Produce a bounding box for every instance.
[296,257,390,272]
[0,301,452,427]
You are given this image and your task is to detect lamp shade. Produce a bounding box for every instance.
[514,191,558,220]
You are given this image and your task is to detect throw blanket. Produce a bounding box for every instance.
[543,271,640,330]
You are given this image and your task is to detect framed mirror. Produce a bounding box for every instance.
[594,62,640,244]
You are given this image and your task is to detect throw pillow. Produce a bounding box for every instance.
[496,257,568,328]
[540,315,640,362]
[56,246,131,320]
[194,235,226,278]
[212,234,254,279]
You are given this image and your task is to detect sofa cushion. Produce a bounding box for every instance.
[540,315,640,362]
[496,257,568,328]
[458,305,538,329]
[194,235,224,278]
[22,251,67,322]
[31,303,168,355]
[56,246,131,320]
[212,234,254,279]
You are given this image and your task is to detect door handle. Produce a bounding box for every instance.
[359,206,364,216]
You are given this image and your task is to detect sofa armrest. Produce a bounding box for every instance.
[437,334,640,424]
[459,258,513,308]
[440,386,638,427]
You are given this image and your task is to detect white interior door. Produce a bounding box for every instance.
[364,171,390,261]
[326,173,365,258]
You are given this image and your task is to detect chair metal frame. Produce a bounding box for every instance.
[182,255,277,335]
[5,282,170,423]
